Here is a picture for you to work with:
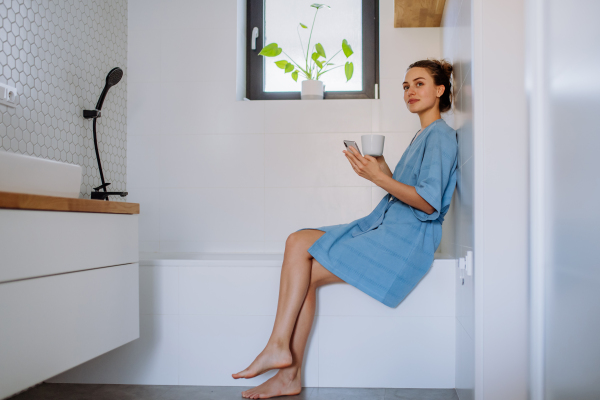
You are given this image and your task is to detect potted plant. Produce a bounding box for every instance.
[258,3,355,100]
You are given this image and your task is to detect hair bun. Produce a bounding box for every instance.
[434,59,453,80]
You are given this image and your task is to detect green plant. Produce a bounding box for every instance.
[258,3,354,83]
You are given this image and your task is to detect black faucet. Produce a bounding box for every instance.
[91,183,128,201]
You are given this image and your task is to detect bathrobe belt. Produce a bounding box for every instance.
[352,193,444,238]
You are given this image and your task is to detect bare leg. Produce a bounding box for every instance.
[241,234,346,399]
[232,229,325,380]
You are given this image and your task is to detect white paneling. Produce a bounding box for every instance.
[0,264,139,398]
[264,100,373,134]
[160,134,264,188]
[160,30,237,83]
[265,133,369,188]
[179,266,280,316]
[140,266,179,315]
[319,260,456,317]
[159,187,264,242]
[178,314,319,387]
[127,81,162,135]
[319,315,455,388]
[127,188,160,243]
[160,0,237,31]
[127,29,162,83]
[0,210,138,283]
[128,0,162,31]
[126,135,161,189]
[264,187,372,241]
[158,81,264,135]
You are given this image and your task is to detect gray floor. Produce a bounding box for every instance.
[9,383,459,400]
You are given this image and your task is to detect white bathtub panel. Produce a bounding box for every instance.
[160,134,264,188]
[264,187,372,241]
[140,266,179,315]
[178,314,320,387]
[159,187,264,242]
[264,99,372,135]
[48,314,178,385]
[159,240,266,254]
[319,260,456,317]
[455,319,475,400]
[179,266,280,316]
[318,316,455,388]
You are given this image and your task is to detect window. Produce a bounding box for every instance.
[246,0,379,100]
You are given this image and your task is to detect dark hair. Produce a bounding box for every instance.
[406,59,453,113]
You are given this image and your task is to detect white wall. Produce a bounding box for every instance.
[472,0,529,399]
[125,0,452,256]
[0,0,128,199]
[440,0,475,399]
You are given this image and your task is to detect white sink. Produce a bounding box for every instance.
[0,150,82,198]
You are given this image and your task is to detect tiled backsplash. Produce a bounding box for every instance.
[0,0,128,199]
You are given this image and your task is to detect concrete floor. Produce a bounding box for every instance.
[9,383,459,399]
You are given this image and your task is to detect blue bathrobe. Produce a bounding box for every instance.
[296,118,458,308]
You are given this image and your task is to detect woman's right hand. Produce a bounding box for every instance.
[375,155,393,178]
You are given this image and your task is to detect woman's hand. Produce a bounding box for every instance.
[343,147,387,183]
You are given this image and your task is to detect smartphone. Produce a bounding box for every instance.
[343,140,362,156]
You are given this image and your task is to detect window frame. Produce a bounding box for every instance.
[246,0,379,100]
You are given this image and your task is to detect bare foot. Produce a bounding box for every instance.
[232,344,293,379]
[241,369,302,399]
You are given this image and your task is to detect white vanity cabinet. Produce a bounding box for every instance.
[0,192,140,400]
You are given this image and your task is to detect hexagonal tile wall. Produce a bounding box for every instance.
[0,0,128,200]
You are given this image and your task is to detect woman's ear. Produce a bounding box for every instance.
[437,85,445,98]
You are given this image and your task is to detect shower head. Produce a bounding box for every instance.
[105,67,124,87]
[95,67,123,111]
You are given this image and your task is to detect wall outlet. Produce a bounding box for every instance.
[0,83,18,108]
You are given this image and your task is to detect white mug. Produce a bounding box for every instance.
[361,134,385,156]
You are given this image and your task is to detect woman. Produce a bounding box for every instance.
[233,59,459,399]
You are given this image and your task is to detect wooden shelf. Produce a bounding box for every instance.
[394,0,446,27]
[0,191,140,214]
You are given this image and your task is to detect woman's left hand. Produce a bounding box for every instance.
[343,147,386,184]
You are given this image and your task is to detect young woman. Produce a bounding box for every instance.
[233,59,459,399]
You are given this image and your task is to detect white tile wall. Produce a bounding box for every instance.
[48,258,456,388]
[441,0,475,398]
[0,0,128,199]
[127,0,452,255]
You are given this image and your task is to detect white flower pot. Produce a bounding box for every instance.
[301,79,324,100]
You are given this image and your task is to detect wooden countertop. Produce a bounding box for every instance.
[0,191,140,214]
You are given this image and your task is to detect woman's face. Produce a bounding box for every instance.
[403,67,445,114]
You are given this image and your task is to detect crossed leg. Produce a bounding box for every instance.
[231,229,346,399]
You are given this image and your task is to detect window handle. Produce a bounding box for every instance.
[251,27,259,50]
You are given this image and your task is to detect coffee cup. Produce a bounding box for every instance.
[361,134,385,157]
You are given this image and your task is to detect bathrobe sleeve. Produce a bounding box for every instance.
[410,130,458,222]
